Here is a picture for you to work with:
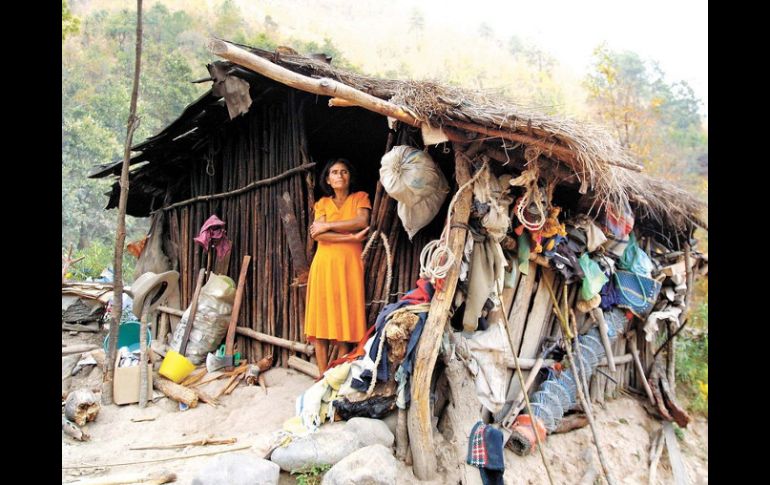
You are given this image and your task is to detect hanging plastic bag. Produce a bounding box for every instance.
[603,199,634,239]
[618,233,653,277]
[578,253,609,301]
[380,146,449,239]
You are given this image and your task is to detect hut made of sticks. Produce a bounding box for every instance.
[91,41,707,481]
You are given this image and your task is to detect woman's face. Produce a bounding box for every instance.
[326,162,351,191]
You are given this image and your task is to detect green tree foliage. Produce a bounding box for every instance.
[62,0,80,41]
[62,3,211,261]
[584,44,707,195]
[215,0,247,41]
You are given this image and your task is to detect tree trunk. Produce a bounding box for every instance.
[103,0,143,406]
[443,357,484,485]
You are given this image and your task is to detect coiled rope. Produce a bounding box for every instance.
[419,158,489,283]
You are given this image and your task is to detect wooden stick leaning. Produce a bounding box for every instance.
[496,281,556,485]
[103,0,144,407]
[592,308,617,372]
[542,276,613,483]
[180,269,207,356]
[627,331,656,406]
[564,309,616,485]
[225,256,252,371]
[407,147,474,480]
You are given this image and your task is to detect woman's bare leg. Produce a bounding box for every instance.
[338,342,352,358]
[314,339,329,374]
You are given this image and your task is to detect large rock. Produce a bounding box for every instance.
[271,428,360,472]
[62,354,80,381]
[381,411,398,437]
[321,444,397,485]
[192,453,279,485]
[346,417,394,448]
[271,417,395,473]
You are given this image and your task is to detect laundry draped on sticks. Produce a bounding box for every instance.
[270,141,703,484]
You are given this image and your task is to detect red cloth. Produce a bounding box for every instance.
[401,278,433,304]
[126,236,148,258]
[604,201,634,239]
[193,215,232,260]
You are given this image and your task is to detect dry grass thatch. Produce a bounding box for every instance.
[237,44,706,232]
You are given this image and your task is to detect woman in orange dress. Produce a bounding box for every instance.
[305,158,371,374]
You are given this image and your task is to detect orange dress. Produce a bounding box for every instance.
[304,191,371,343]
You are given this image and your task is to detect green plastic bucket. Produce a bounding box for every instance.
[103,321,152,353]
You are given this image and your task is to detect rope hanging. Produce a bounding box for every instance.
[510,164,547,231]
[362,230,393,306]
[419,159,489,283]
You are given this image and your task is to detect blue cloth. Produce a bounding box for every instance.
[599,272,620,310]
[542,234,566,258]
[351,281,434,395]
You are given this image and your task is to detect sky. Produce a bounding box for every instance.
[414,0,708,116]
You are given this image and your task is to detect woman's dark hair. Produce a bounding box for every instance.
[319,158,357,196]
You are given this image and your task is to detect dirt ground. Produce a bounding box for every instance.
[62,329,707,484]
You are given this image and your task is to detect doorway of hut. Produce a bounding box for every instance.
[305,97,390,202]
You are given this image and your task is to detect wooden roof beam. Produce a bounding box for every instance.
[208,39,420,127]
[445,119,644,173]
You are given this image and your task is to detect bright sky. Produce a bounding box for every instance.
[416,0,708,116]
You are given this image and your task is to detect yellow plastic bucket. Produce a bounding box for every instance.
[158,350,195,383]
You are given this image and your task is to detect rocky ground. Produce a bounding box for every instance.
[62,329,707,484]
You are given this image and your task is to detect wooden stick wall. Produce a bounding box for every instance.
[167,91,310,367]
[165,94,436,367]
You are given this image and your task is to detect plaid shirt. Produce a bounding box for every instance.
[469,422,489,467]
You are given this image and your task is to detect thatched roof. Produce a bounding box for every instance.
[228,45,705,232]
[92,42,706,233]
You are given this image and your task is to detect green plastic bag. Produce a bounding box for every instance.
[578,253,608,301]
[618,233,653,276]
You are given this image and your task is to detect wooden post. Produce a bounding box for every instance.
[103,0,143,406]
[407,145,474,480]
